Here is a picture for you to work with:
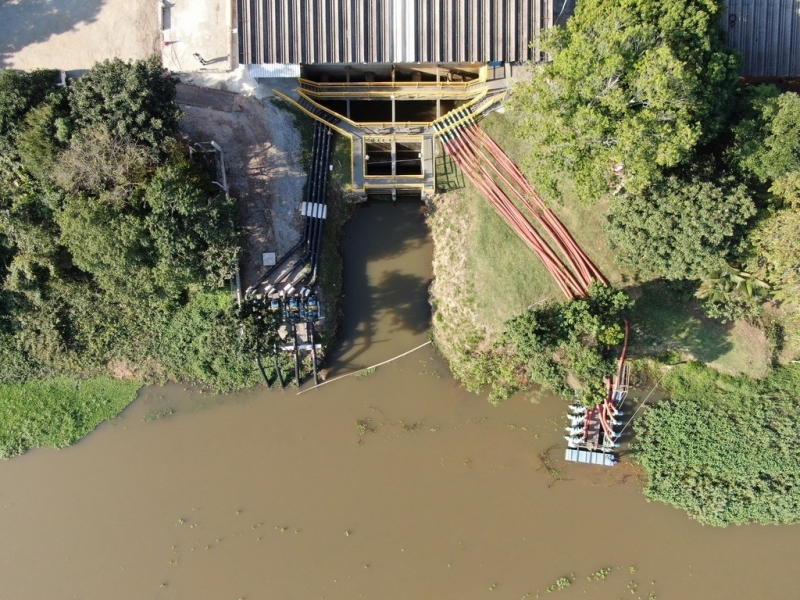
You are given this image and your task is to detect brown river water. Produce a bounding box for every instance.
[2,202,799,599]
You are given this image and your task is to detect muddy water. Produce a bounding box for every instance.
[2,203,800,599]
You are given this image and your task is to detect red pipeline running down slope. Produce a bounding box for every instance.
[435,110,630,447]
[437,121,586,298]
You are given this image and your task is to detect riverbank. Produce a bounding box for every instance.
[428,109,774,406]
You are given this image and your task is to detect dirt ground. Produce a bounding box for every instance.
[178,89,307,290]
[0,0,160,71]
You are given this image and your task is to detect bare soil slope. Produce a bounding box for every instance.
[178,94,306,289]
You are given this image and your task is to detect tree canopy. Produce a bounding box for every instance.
[606,172,754,280]
[509,0,740,203]
[0,58,250,390]
[68,56,181,149]
[730,89,800,197]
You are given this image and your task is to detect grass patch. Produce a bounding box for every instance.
[0,377,142,458]
[330,130,352,189]
[629,280,770,378]
[466,192,561,329]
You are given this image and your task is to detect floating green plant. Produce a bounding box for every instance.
[546,576,572,592]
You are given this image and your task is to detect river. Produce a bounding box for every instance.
[1,201,798,599]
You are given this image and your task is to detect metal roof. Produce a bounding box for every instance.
[721,0,800,77]
[237,0,576,65]
[237,0,799,78]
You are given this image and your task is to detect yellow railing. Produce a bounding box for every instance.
[429,90,489,136]
[272,89,357,189]
[298,74,486,91]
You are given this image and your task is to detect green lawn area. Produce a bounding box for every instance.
[465,188,561,330]
[0,377,142,459]
[630,280,770,378]
[432,109,771,380]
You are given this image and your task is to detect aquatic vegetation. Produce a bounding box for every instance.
[354,366,377,378]
[635,363,800,526]
[546,576,572,592]
[144,408,174,422]
[0,377,142,459]
[355,419,375,444]
[588,567,612,581]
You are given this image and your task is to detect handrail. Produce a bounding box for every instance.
[301,89,485,100]
[295,90,362,129]
[272,89,357,190]
[430,92,488,136]
[298,76,486,90]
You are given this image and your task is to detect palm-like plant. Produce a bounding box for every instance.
[696,262,769,304]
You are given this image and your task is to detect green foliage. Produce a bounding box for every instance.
[695,262,768,322]
[55,145,237,306]
[0,60,249,396]
[53,125,155,197]
[0,377,141,459]
[155,291,260,392]
[749,207,800,308]
[16,98,68,181]
[606,172,755,280]
[68,56,181,149]
[237,297,281,355]
[143,149,239,289]
[491,282,632,406]
[0,69,60,147]
[730,89,800,193]
[509,0,740,202]
[634,362,800,526]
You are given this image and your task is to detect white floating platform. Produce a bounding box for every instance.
[565,448,617,467]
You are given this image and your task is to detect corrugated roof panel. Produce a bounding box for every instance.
[722,0,800,77]
[239,0,574,64]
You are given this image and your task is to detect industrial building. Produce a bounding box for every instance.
[236,0,799,196]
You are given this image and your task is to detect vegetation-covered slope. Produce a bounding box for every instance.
[0,58,254,391]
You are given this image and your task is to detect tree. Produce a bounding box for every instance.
[509,0,740,203]
[68,56,181,149]
[749,207,800,309]
[694,262,768,321]
[53,125,155,198]
[498,282,633,406]
[635,363,800,526]
[606,172,755,280]
[730,89,800,193]
[0,69,60,147]
[142,148,239,289]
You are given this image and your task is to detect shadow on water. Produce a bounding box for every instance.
[0,0,105,67]
[331,199,432,374]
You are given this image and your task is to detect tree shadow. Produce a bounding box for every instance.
[372,270,431,335]
[329,201,432,373]
[626,279,735,363]
[0,0,105,68]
